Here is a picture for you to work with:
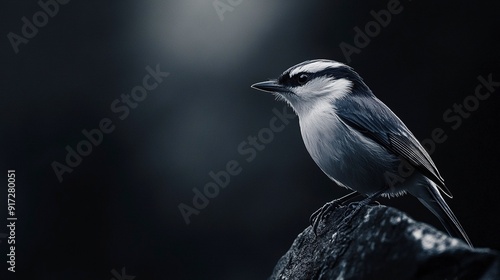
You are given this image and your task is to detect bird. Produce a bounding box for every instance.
[251,59,472,247]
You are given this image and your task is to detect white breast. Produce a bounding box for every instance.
[299,103,344,167]
[298,102,396,194]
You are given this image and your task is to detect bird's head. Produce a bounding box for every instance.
[251,59,372,116]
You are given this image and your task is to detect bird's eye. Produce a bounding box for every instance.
[298,74,308,85]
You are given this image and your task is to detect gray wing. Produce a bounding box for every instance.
[335,96,452,198]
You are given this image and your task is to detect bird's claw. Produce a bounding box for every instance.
[310,200,341,237]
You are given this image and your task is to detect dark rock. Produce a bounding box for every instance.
[270,204,499,280]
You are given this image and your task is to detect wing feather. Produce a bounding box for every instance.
[335,96,452,198]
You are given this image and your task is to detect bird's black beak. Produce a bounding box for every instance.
[251,80,287,94]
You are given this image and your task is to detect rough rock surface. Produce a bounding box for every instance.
[270,204,499,280]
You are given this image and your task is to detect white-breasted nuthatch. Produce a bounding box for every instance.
[251,59,472,247]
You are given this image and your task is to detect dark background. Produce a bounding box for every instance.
[1,0,500,279]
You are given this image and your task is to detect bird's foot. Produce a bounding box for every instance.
[369,200,381,207]
[309,200,342,237]
[339,190,386,228]
[309,191,361,237]
[309,190,386,239]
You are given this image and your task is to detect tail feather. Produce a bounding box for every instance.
[414,183,473,247]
